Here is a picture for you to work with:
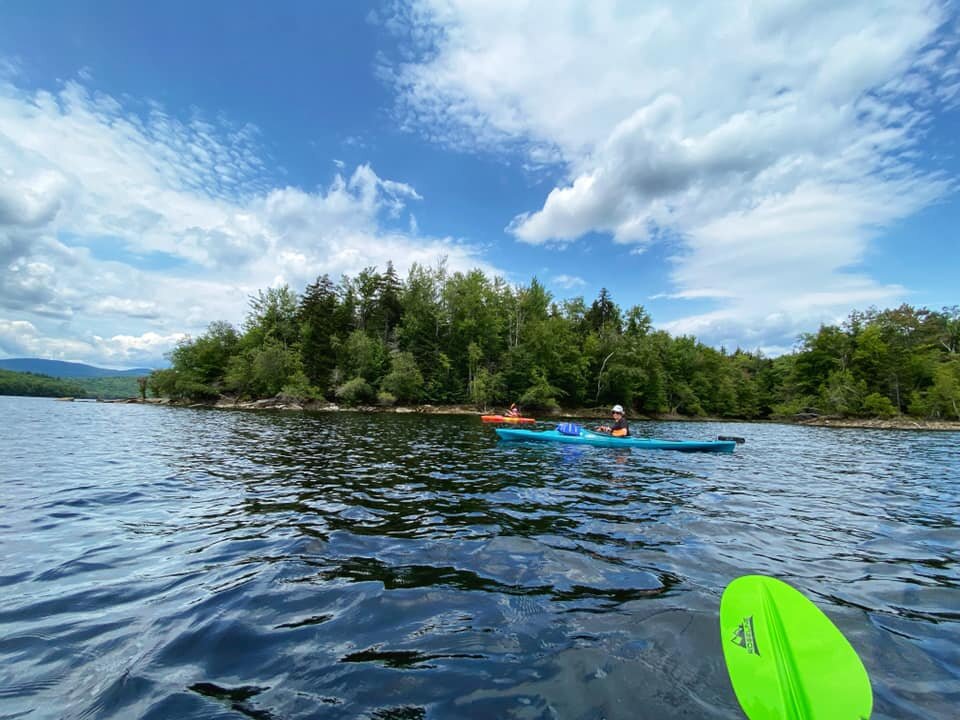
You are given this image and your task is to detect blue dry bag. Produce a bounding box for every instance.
[557,422,582,436]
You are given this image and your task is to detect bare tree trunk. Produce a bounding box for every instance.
[595,351,615,402]
[512,306,524,347]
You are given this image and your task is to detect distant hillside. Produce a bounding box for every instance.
[0,369,87,398]
[0,358,153,378]
[0,368,142,399]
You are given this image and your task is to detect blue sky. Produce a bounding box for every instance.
[0,1,958,367]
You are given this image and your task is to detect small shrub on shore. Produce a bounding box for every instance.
[336,377,375,406]
[861,392,897,418]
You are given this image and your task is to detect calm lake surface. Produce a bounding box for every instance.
[1,395,958,719]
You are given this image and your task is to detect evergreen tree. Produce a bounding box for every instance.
[299,274,339,395]
[379,261,404,344]
[586,288,622,334]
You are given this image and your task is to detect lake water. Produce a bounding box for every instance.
[1,395,958,719]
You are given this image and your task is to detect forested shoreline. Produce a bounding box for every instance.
[0,371,142,399]
[148,261,960,421]
[0,369,87,398]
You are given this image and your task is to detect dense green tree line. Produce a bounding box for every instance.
[149,261,960,420]
[0,370,87,398]
[77,376,142,399]
[0,371,143,399]
[780,305,960,419]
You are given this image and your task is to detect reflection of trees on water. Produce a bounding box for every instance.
[159,411,703,611]
[165,412,717,558]
[163,411,960,632]
[284,544,679,607]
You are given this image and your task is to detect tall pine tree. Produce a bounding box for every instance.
[299,274,340,396]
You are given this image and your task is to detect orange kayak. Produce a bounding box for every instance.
[481,415,536,424]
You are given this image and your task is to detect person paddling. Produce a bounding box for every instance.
[597,404,629,437]
[505,403,521,418]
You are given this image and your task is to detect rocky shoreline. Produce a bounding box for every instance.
[87,395,960,432]
[794,416,960,431]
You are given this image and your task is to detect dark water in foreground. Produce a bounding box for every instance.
[1,396,958,719]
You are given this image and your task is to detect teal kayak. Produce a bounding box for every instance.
[494,427,737,453]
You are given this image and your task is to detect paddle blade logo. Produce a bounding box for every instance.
[731,616,760,656]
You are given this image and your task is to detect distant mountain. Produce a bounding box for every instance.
[0,358,153,378]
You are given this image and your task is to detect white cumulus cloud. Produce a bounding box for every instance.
[386,0,958,350]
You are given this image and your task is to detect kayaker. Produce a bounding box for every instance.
[505,403,521,417]
[597,404,629,437]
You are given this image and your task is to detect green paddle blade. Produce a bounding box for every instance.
[720,575,872,720]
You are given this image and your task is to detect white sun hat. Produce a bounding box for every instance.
[612,404,624,413]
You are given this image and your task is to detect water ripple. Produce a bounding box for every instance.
[1,397,958,719]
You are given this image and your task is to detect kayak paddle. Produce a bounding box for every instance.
[720,575,872,720]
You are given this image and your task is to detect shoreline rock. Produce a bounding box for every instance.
[106,396,960,432]
[794,416,960,432]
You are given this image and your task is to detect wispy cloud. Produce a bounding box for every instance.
[551,274,586,289]
[386,0,957,350]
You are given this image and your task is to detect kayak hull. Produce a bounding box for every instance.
[481,415,536,424]
[494,428,736,453]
